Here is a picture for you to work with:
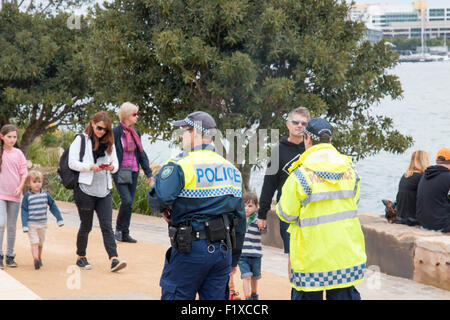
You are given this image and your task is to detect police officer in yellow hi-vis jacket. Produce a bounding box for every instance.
[148,111,246,300]
[276,117,366,300]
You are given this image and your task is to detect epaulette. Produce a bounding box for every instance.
[171,151,190,162]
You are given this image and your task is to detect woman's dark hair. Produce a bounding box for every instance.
[84,112,114,154]
[0,124,18,173]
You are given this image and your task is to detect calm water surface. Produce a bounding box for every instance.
[144,61,450,214]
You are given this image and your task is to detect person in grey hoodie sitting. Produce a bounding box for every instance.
[68,111,127,272]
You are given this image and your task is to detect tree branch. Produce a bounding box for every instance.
[40,0,55,13]
[26,0,34,12]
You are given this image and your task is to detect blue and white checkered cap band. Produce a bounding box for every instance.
[184,117,210,135]
[302,128,320,141]
[291,263,365,288]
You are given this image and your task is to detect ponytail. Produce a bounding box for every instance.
[0,139,3,173]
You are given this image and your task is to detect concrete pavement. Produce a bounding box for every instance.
[1,201,449,300]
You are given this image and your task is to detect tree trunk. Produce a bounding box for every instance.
[236,163,252,193]
[0,116,8,128]
[19,125,42,156]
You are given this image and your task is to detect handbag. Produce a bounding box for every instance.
[117,167,133,184]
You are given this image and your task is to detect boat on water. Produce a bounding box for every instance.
[399,52,448,63]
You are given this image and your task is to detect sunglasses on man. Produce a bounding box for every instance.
[291,120,308,126]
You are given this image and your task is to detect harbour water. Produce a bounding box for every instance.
[143,61,450,215]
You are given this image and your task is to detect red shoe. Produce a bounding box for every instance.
[229,292,241,300]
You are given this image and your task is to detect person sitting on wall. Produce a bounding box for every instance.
[416,147,450,233]
[382,150,430,226]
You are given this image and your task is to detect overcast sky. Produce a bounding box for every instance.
[352,0,450,6]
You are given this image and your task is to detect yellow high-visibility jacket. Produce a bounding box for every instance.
[276,143,366,292]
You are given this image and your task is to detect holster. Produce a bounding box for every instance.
[205,216,227,244]
[168,224,192,253]
[222,214,237,249]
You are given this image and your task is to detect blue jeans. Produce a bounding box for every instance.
[160,240,231,300]
[238,256,262,279]
[0,200,20,257]
[291,286,361,300]
[114,171,139,235]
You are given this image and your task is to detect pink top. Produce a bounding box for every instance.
[0,148,28,202]
[121,136,139,172]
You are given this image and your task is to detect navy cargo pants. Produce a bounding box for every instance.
[160,239,231,300]
[291,286,361,300]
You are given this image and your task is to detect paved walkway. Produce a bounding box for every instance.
[1,201,449,300]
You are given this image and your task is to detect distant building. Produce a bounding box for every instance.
[350,1,450,39]
[366,26,383,44]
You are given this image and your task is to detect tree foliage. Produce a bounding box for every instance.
[0,3,92,154]
[0,0,95,14]
[86,0,413,190]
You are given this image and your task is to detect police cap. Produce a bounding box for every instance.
[172,111,217,134]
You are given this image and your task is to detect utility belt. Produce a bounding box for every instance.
[168,213,238,254]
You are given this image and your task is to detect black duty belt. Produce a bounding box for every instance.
[192,229,208,240]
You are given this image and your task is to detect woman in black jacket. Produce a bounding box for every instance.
[113,102,154,243]
[386,150,430,226]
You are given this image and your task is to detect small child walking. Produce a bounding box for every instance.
[21,170,64,270]
[238,192,263,300]
[0,124,28,269]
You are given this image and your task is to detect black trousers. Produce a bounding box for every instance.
[74,185,118,259]
[114,171,139,235]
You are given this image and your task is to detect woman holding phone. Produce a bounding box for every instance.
[68,111,127,272]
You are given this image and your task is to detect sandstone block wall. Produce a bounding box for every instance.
[261,209,450,291]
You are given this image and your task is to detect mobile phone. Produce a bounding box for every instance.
[99,162,112,169]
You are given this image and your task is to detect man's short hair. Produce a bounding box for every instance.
[288,107,310,121]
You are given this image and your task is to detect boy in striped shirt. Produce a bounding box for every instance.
[238,192,263,300]
[21,171,64,269]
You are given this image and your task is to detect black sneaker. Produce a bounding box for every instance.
[76,257,92,270]
[0,255,3,269]
[110,259,127,272]
[122,234,137,243]
[251,293,259,300]
[34,259,40,270]
[38,257,43,267]
[6,256,17,267]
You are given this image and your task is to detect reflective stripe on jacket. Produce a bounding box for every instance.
[276,143,366,292]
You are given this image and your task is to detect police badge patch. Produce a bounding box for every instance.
[161,166,174,180]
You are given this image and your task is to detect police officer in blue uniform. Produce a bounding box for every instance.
[148,111,246,300]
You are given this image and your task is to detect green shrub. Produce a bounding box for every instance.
[27,143,61,168]
[41,131,60,148]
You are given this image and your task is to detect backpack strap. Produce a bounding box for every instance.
[76,134,86,162]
